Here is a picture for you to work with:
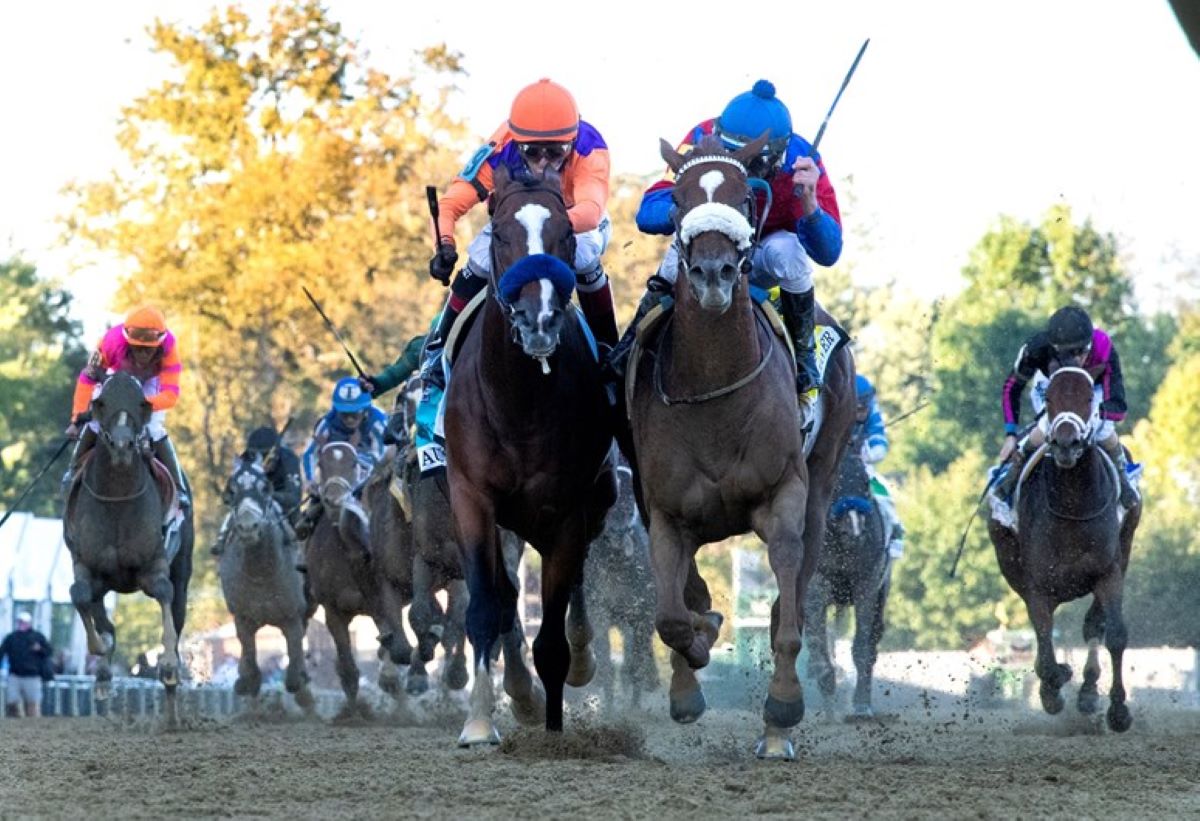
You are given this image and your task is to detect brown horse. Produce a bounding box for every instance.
[445,164,617,744]
[988,366,1140,731]
[629,134,856,758]
[305,441,406,713]
[63,372,194,727]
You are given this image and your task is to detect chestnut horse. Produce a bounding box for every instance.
[988,366,1140,731]
[444,165,616,744]
[629,134,856,759]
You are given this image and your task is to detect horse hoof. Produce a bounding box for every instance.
[378,669,403,697]
[160,668,179,688]
[510,684,547,727]
[763,694,805,729]
[669,688,707,724]
[754,730,796,761]
[1039,683,1065,715]
[1077,688,1100,715]
[406,673,430,696]
[1107,703,1132,733]
[457,719,501,748]
[94,682,111,702]
[293,687,316,713]
[444,659,469,691]
[847,704,876,721]
[234,677,258,697]
[565,647,596,688]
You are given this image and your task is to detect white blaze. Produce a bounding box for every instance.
[538,279,554,331]
[699,169,725,203]
[515,203,551,255]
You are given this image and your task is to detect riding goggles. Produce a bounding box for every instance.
[518,141,573,163]
[1054,342,1091,360]
[123,326,167,345]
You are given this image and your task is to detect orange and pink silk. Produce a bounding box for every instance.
[71,325,182,417]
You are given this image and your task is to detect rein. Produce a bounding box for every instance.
[82,462,150,503]
[652,307,776,406]
[1044,448,1116,522]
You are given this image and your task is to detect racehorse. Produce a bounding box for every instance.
[803,431,891,718]
[445,163,617,744]
[988,366,1140,732]
[62,371,194,726]
[585,460,659,710]
[628,134,856,758]
[305,441,406,714]
[217,457,315,712]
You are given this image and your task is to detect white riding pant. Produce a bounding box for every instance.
[84,376,168,441]
[655,230,815,294]
[465,214,612,282]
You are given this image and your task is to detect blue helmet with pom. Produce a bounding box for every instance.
[855,374,876,402]
[331,376,371,412]
[717,80,792,157]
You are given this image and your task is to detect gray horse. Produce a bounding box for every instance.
[218,457,315,712]
[586,461,659,710]
[804,434,891,718]
[62,371,193,726]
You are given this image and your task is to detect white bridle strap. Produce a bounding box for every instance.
[677,154,747,178]
[678,202,753,251]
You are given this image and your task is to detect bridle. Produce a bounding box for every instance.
[671,152,758,277]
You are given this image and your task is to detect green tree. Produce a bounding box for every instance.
[0,256,87,515]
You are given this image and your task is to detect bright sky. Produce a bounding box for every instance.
[2,1,1198,338]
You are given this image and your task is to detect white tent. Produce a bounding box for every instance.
[0,512,96,674]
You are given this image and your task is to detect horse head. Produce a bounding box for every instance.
[224,457,275,544]
[91,372,150,467]
[317,441,362,511]
[1045,366,1095,469]
[659,132,769,313]
[490,163,577,363]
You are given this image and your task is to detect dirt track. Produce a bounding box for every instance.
[3,691,1198,820]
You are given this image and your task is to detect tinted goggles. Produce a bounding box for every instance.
[124,326,167,345]
[518,142,573,162]
[1054,342,1091,360]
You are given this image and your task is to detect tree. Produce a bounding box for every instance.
[0,256,87,515]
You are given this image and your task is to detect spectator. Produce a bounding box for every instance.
[1,612,54,718]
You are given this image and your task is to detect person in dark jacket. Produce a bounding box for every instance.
[1,612,53,717]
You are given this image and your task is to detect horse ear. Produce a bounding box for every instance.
[493,162,512,195]
[732,131,771,167]
[660,138,685,172]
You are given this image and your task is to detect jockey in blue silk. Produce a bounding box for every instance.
[990,305,1139,518]
[606,79,844,400]
[854,375,905,560]
[293,377,387,543]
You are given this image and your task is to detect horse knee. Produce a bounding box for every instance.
[147,576,173,604]
[70,581,93,608]
[655,615,694,653]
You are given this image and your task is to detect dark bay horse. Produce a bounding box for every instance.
[585,460,659,710]
[445,164,617,744]
[629,134,856,758]
[988,366,1140,732]
[62,371,193,726]
[306,442,406,713]
[218,457,314,711]
[804,433,891,718]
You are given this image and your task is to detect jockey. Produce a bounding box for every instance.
[607,79,843,400]
[992,305,1139,513]
[854,375,905,559]
[359,332,426,398]
[64,305,188,509]
[294,377,387,541]
[419,78,618,391]
[210,425,304,556]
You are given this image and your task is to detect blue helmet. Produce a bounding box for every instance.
[331,376,371,412]
[717,80,792,156]
[855,374,876,402]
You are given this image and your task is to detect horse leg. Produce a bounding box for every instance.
[1026,592,1070,715]
[754,497,807,760]
[89,600,116,704]
[1094,570,1132,732]
[1077,597,1105,715]
[325,608,363,717]
[849,575,884,719]
[455,491,506,745]
[282,615,315,714]
[803,573,837,712]
[649,518,709,724]
[232,616,263,701]
[565,577,596,688]
[631,617,660,704]
[592,616,614,709]
[405,556,434,696]
[375,578,413,668]
[70,564,109,658]
[137,562,180,727]
[438,579,469,691]
[533,536,590,732]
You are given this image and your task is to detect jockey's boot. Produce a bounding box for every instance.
[575,263,620,349]
[292,495,323,569]
[419,267,487,391]
[603,275,672,385]
[1099,436,1141,509]
[887,522,906,560]
[152,436,189,512]
[62,427,98,496]
[780,288,821,401]
[993,438,1036,505]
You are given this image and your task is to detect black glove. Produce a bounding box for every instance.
[428,242,458,285]
[358,376,378,398]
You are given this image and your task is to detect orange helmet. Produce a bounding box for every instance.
[508,78,579,143]
[123,305,168,347]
